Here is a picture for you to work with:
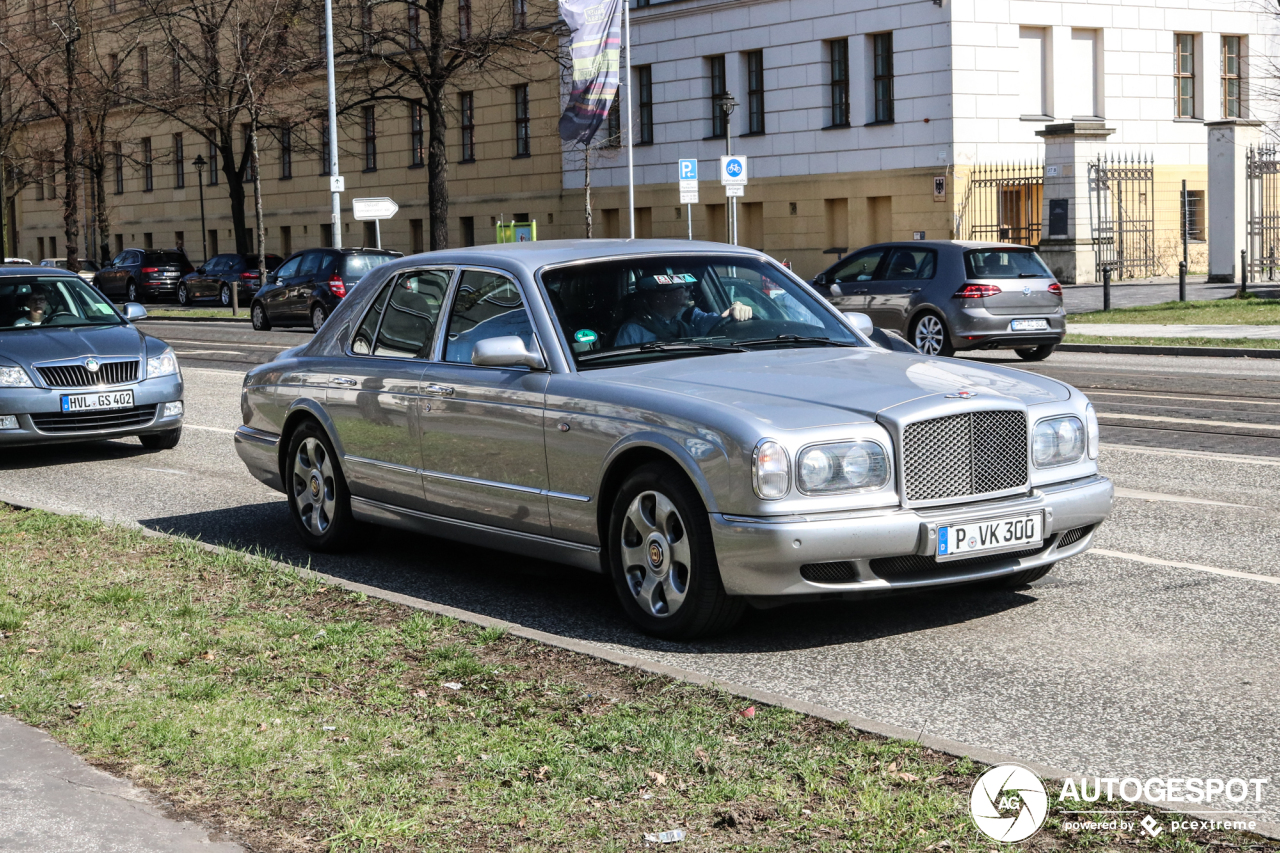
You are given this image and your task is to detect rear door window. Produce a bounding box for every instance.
[965,249,1053,279]
[882,248,938,280]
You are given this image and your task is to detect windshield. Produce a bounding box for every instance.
[342,253,395,278]
[964,249,1053,278]
[540,255,863,368]
[0,275,123,330]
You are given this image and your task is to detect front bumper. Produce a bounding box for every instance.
[0,375,184,446]
[234,425,283,491]
[710,474,1113,599]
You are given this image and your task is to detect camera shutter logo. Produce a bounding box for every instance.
[970,764,1049,842]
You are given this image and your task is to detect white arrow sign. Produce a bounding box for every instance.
[352,197,400,221]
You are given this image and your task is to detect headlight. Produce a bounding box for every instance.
[1085,404,1099,460]
[752,440,790,500]
[796,441,890,494]
[0,365,33,387]
[147,348,179,379]
[1033,416,1085,468]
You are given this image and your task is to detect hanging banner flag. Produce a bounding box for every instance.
[558,0,624,145]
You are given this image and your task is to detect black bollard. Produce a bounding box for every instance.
[1102,267,1111,311]
[1179,261,1187,302]
[1241,249,1249,295]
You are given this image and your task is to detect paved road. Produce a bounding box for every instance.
[3,323,1279,827]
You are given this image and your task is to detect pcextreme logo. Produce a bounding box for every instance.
[970,764,1050,842]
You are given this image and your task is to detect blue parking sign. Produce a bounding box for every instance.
[679,159,697,181]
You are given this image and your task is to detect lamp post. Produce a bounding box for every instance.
[715,92,738,244]
[192,155,207,265]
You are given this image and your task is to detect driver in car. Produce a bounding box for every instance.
[615,275,752,346]
[12,292,48,327]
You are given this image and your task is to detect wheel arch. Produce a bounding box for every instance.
[595,436,719,547]
[276,399,345,486]
[906,304,957,347]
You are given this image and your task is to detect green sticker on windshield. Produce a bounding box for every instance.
[574,329,599,344]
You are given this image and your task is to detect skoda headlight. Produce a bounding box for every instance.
[1085,403,1100,460]
[0,365,34,387]
[147,348,179,379]
[752,440,790,500]
[796,441,890,495]
[1033,416,1085,468]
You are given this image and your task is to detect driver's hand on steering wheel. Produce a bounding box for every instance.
[721,301,753,322]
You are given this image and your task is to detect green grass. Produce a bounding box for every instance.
[0,506,1268,852]
[142,308,250,320]
[1065,333,1280,350]
[1067,295,1280,325]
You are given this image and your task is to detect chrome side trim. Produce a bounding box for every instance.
[545,490,592,503]
[235,426,280,447]
[421,467,543,495]
[346,454,417,474]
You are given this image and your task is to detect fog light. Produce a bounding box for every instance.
[163,401,184,418]
[0,415,18,429]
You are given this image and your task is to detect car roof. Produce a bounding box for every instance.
[0,266,86,277]
[381,239,766,277]
[856,240,1040,251]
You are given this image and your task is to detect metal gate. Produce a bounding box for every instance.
[957,162,1043,246]
[1090,153,1157,280]
[1246,144,1280,280]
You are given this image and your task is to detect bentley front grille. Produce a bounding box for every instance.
[901,410,1028,502]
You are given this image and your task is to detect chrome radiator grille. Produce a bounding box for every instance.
[901,410,1028,502]
[36,360,139,388]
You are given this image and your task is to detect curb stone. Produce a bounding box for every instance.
[1059,342,1280,359]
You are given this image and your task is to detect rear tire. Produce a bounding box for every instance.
[285,421,356,552]
[1015,344,1057,361]
[251,302,272,331]
[177,284,190,306]
[991,563,1054,589]
[126,280,140,303]
[311,304,327,333]
[607,462,744,640]
[910,312,955,357]
[140,427,182,450]
[220,284,232,307]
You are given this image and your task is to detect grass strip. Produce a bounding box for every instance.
[0,505,1271,852]
[1065,334,1280,350]
[1067,296,1280,326]
[143,308,251,320]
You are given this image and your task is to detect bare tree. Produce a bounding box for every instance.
[0,49,41,257]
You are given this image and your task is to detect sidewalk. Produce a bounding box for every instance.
[1068,323,1280,339]
[0,715,241,852]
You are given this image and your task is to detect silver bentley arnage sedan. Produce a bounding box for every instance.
[234,240,1112,639]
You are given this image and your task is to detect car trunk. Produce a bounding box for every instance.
[975,279,1062,316]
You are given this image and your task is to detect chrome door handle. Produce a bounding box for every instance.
[905,288,922,294]
[425,384,455,397]
[331,377,357,387]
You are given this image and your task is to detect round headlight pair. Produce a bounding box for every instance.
[1033,416,1086,468]
[797,441,889,494]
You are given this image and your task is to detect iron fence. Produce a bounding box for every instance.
[1247,144,1280,281]
[1090,153,1157,280]
[957,162,1043,246]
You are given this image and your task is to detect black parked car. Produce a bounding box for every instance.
[251,247,400,333]
[179,253,284,306]
[94,249,195,304]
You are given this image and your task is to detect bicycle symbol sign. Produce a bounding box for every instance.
[727,160,742,177]
[720,155,748,185]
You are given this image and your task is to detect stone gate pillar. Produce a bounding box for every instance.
[1206,119,1264,283]
[1035,122,1115,284]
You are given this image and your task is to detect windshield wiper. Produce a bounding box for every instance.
[735,335,861,349]
[577,341,747,363]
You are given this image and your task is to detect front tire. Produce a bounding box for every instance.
[177,284,190,306]
[607,462,744,640]
[311,304,327,333]
[220,284,232,306]
[910,312,955,357]
[1015,344,1057,361]
[285,421,355,552]
[140,427,182,450]
[251,302,272,331]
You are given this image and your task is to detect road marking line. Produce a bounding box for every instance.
[142,467,188,475]
[184,424,235,434]
[1092,548,1280,587]
[1090,390,1280,407]
[1100,443,1280,466]
[161,338,287,349]
[176,349,244,355]
[183,367,244,376]
[1113,487,1262,511]
[1099,412,1280,431]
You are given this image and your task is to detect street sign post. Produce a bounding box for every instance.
[351,197,399,249]
[678,160,698,239]
[720,156,747,244]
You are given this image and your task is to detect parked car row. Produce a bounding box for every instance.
[249,247,400,333]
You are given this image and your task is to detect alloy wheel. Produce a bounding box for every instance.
[127,282,138,302]
[177,284,188,305]
[312,305,326,332]
[620,490,691,618]
[913,315,946,356]
[220,285,231,306]
[292,437,336,535]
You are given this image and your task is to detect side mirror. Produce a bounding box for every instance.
[813,272,828,285]
[842,311,874,337]
[123,303,148,321]
[471,336,546,370]
[196,266,206,274]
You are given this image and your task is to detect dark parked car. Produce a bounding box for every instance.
[179,253,284,306]
[251,247,400,333]
[93,249,195,304]
[39,258,101,283]
[812,241,1065,360]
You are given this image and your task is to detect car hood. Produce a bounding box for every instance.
[0,323,147,365]
[596,348,1070,430]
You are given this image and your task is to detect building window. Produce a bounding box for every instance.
[46,162,56,199]
[460,92,475,161]
[458,0,470,39]
[637,65,653,144]
[829,39,850,127]
[113,143,123,194]
[408,3,420,49]
[1019,27,1047,117]
[141,138,153,191]
[207,137,219,185]
[280,125,293,179]
[139,45,149,90]
[34,163,42,201]
[363,106,377,170]
[605,92,621,146]
[410,218,424,253]
[746,50,764,134]
[460,216,475,247]
[319,16,327,54]
[171,47,180,90]
[1175,33,1196,119]
[873,32,894,124]
[410,103,424,167]
[173,133,184,188]
[513,0,526,29]
[709,55,726,138]
[320,119,331,175]
[1223,36,1242,119]
[514,84,530,156]
[361,0,373,53]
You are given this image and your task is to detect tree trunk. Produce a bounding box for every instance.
[61,34,80,273]
[93,162,110,262]
[583,145,592,239]
[218,132,249,255]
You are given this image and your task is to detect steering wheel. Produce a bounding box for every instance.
[706,312,753,336]
[43,311,76,324]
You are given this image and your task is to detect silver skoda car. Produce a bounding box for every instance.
[0,268,184,448]
[234,240,1111,639]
